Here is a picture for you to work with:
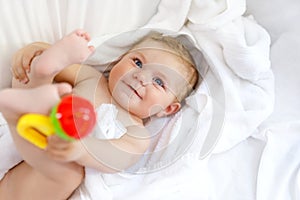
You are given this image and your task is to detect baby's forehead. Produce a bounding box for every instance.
[132,39,191,63]
[130,41,183,64]
[132,39,173,52]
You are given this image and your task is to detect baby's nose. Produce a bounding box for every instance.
[133,71,150,86]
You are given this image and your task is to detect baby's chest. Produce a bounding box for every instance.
[94,85,111,106]
[72,76,111,106]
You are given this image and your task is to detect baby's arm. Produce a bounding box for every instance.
[78,125,151,172]
[54,63,101,87]
[47,125,150,173]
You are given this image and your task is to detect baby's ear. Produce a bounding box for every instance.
[156,102,181,117]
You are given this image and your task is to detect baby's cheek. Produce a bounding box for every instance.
[147,104,164,116]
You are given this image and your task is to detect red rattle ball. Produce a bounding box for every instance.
[17,95,96,149]
[51,95,96,141]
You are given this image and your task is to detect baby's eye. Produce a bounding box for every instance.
[153,77,164,88]
[133,58,143,68]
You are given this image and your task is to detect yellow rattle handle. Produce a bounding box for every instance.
[17,114,55,149]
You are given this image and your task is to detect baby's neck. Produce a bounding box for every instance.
[110,98,143,127]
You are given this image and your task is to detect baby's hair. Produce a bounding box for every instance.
[131,31,199,102]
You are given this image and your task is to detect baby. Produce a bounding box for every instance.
[4,29,199,199]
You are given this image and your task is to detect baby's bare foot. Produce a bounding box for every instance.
[33,29,94,77]
[56,29,94,63]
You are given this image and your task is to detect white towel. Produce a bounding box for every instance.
[186,1,274,154]
[0,113,22,181]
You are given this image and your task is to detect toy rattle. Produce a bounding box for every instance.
[17,95,96,149]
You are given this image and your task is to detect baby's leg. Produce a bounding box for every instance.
[0,83,72,123]
[0,84,83,199]
[34,29,94,76]
[12,29,94,88]
[0,154,84,200]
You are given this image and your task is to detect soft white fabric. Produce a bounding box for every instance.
[255,122,300,200]
[205,0,300,200]
[0,113,22,180]
[0,0,299,199]
[93,104,126,140]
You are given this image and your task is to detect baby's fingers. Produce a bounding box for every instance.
[22,49,43,72]
[11,64,29,84]
[47,135,70,149]
[46,136,70,161]
[11,51,29,83]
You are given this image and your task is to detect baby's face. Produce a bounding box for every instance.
[108,40,189,119]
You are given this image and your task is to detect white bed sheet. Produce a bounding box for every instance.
[0,0,299,199]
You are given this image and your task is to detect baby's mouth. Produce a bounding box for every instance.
[129,85,142,99]
[123,80,142,100]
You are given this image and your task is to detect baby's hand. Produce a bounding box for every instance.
[11,42,51,84]
[46,135,85,163]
